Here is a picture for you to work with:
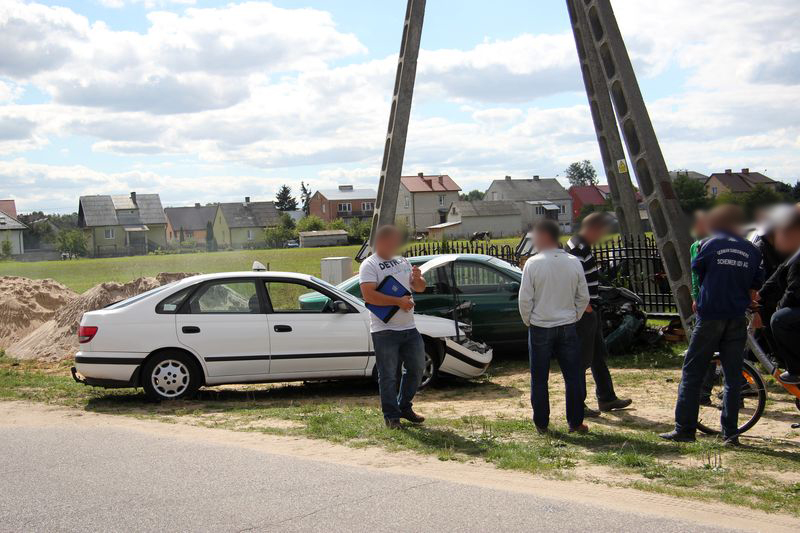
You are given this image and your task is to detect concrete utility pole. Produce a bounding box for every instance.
[365,0,426,254]
[573,0,694,330]
[566,0,644,239]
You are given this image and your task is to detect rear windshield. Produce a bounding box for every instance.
[105,282,177,310]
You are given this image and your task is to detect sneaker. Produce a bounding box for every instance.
[569,424,589,434]
[384,418,403,429]
[722,436,741,447]
[779,371,800,385]
[399,408,425,424]
[584,404,601,418]
[659,430,696,443]
[599,398,633,412]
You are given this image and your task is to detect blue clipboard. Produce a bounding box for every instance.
[366,275,410,323]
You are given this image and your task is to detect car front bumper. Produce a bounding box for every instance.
[439,338,492,379]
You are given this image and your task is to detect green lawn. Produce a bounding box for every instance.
[0,239,522,293]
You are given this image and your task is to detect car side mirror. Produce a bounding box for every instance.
[333,300,349,313]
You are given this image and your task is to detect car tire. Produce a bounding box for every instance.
[419,338,442,389]
[141,351,202,401]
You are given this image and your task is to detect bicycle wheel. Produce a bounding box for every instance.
[697,359,766,436]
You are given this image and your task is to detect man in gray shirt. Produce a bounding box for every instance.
[519,220,590,433]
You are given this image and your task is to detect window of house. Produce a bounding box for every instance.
[186,281,260,314]
[559,205,566,215]
[711,186,718,196]
[104,228,115,240]
[362,201,374,212]
[185,230,194,238]
[247,229,254,241]
[322,204,327,213]
[338,202,352,213]
[535,206,545,215]
[491,192,498,200]
[404,196,410,209]
[438,194,446,207]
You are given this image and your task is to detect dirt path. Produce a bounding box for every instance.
[2,401,797,532]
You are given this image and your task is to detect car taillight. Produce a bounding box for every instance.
[78,326,98,344]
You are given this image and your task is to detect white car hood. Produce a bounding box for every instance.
[413,312,465,338]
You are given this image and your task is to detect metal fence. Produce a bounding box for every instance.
[403,236,676,315]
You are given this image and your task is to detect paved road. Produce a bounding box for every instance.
[0,421,742,533]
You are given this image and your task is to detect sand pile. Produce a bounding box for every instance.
[6,272,197,361]
[0,276,77,348]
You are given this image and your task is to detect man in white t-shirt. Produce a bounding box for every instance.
[359,225,427,428]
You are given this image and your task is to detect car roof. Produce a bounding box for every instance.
[173,271,316,287]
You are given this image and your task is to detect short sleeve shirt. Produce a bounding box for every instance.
[358,254,415,333]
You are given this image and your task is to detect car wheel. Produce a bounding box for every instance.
[419,339,442,389]
[141,351,201,401]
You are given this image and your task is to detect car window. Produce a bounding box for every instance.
[186,281,260,314]
[156,287,192,314]
[106,282,176,310]
[453,263,514,295]
[266,280,330,313]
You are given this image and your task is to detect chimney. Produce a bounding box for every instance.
[418,172,424,178]
[533,175,540,181]
[505,175,511,181]
[195,203,201,208]
[725,169,732,174]
[438,175,444,186]
[741,168,750,174]
[338,185,353,192]
[130,191,137,205]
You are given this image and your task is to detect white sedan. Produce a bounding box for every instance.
[72,270,492,400]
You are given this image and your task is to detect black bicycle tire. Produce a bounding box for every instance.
[697,358,767,436]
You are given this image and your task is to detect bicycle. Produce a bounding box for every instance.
[696,312,800,436]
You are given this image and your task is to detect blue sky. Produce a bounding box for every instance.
[1,0,799,213]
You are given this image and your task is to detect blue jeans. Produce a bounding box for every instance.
[771,307,800,375]
[371,328,426,420]
[528,324,585,430]
[674,317,747,438]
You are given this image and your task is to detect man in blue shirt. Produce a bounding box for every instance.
[661,205,763,446]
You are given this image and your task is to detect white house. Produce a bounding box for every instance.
[395,173,462,233]
[485,175,573,232]
[0,200,27,255]
[427,200,523,239]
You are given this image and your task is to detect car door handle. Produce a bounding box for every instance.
[273,325,292,333]
[182,326,201,334]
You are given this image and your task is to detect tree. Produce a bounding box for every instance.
[577,199,614,224]
[54,229,88,257]
[279,212,296,231]
[275,184,298,211]
[296,215,325,232]
[263,226,294,248]
[0,239,11,259]
[673,174,712,214]
[742,185,783,217]
[327,218,347,230]
[459,190,485,201]
[205,221,216,251]
[347,218,371,243]
[299,182,312,215]
[565,160,599,187]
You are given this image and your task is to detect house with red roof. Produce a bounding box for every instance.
[569,184,643,220]
[396,173,462,233]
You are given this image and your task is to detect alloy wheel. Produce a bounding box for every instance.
[151,359,190,398]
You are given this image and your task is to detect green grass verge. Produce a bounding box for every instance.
[1,353,797,515]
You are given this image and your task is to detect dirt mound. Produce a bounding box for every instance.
[0,276,77,349]
[6,273,197,361]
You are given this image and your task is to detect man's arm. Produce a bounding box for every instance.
[360,283,415,311]
[518,261,534,328]
[410,265,426,293]
[574,268,590,321]
[779,260,800,309]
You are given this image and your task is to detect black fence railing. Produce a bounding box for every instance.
[403,236,676,315]
[403,241,518,265]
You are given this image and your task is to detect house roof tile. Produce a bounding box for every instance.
[164,205,218,231]
[401,175,461,193]
[218,201,281,228]
[487,177,570,201]
[454,200,521,217]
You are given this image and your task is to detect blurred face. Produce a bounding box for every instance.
[374,229,402,258]
[533,229,556,250]
[581,223,609,245]
[774,226,800,256]
[692,214,708,239]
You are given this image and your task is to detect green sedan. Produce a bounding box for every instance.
[299,254,527,350]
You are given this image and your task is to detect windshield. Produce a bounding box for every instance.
[310,276,365,307]
[487,256,522,273]
[105,282,178,310]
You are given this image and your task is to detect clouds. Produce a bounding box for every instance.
[0,0,799,213]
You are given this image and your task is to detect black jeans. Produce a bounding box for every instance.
[674,317,747,438]
[528,324,585,429]
[771,307,800,374]
[575,309,617,403]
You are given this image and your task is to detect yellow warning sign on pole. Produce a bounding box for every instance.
[616,159,628,174]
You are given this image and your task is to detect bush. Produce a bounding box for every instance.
[296,215,325,232]
[0,239,12,259]
[347,218,371,243]
[327,218,346,231]
[54,229,88,257]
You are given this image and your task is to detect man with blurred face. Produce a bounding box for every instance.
[661,205,763,446]
[359,225,427,429]
[519,220,590,433]
[567,212,632,416]
[759,207,800,384]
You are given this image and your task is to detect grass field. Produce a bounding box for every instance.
[0,239,521,293]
